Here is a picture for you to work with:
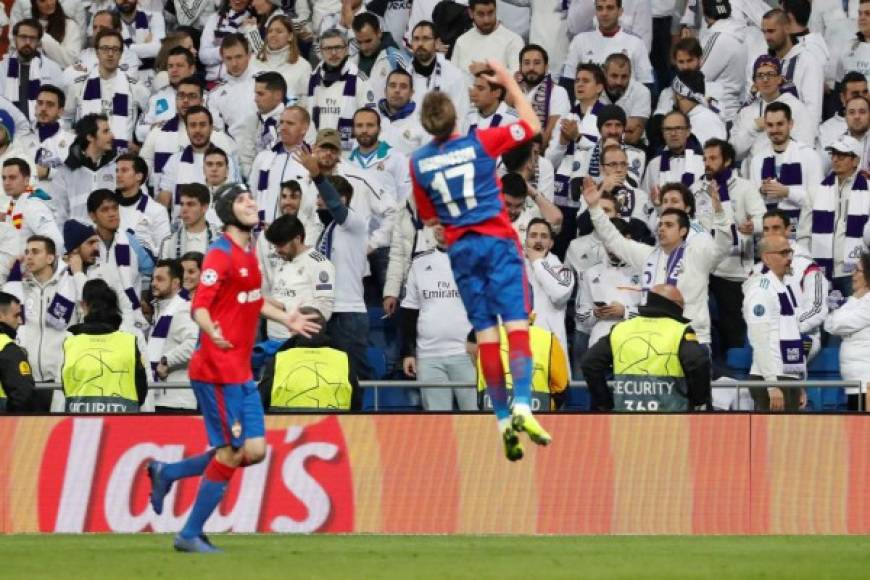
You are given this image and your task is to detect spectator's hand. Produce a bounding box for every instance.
[284,308,322,338]
[480,60,516,94]
[435,39,449,54]
[760,179,789,199]
[559,118,579,144]
[403,356,417,377]
[606,301,626,318]
[156,360,169,380]
[468,60,490,76]
[383,296,398,316]
[708,177,724,213]
[650,185,662,208]
[737,219,754,235]
[601,173,622,193]
[582,177,601,207]
[754,117,765,131]
[525,246,546,262]
[209,322,233,350]
[36,164,49,179]
[680,26,696,38]
[768,387,785,411]
[293,149,320,178]
[799,388,807,410]
[66,251,83,274]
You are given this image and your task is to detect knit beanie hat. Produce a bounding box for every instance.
[595,104,627,131]
[63,219,96,254]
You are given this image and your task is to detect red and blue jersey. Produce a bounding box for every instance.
[189,234,264,384]
[410,120,535,246]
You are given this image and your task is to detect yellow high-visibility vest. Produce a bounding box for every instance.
[62,331,139,413]
[477,326,553,412]
[610,316,689,411]
[270,346,353,411]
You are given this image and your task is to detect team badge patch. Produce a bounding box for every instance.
[753,304,765,317]
[231,420,242,438]
[319,271,330,283]
[510,124,525,141]
[201,269,218,286]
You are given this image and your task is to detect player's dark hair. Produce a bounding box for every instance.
[87,188,118,214]
[352,11,381,32]
[220,32,249,54]
[116,153,149,185]
[661,207,691,238]
[255,71,287,99]
[81,279,122,328]
[27,234,56,256]
[13,18,42,39]
[266,214,306,245]
[3,157,30,177]
[501,172,528,198]
[155,259,183,282]
[781,0,811,27]
[179,183,211,206]
[764,101,792,121]
[576,62,606,86]
[37,83,65,108]
[660,183,696,218]
[327,175,354,203]
[180,251,204,268]
[703,137,735,167]
[520,44,548,65]
[184,104,213,125]
[672,37,702,61]
[420,91,457,140]
[501,141,534,172]
[841,71,868,94]
[527,217,554,237]
[763,208,791,229]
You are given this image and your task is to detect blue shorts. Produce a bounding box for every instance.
[191,380,265,449]
[448,233,530,331]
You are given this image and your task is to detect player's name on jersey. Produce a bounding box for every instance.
[418,147,476,173]
[613,379,676,396]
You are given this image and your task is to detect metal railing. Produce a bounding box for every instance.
[34,379,864,412]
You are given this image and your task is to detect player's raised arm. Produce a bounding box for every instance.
[479,59,542,136]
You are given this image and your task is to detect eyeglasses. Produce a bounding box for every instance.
[97,46,123,54]
[754,72,780,81]
[321,44,346,53]
[662,126,688,132]
[603,161,628,169]
[763,248,794,257]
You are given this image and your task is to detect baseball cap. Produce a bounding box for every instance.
[826,135,862,157]
[315,129,341,150]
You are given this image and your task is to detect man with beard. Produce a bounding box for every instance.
[350,11,409,104]
[518,45,570,150]
[159,106,241,221]
[114,0,164,81]
[0,19,64,121]
[306,29,376,153]
[406,21,469,122]
[33,85,73,184]
[525,218,574,352]
[598,53,651,148]
[450,0,524,80]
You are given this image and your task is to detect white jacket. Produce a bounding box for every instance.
[384,198,437,300]
[575,258,643,344]
[731,93,814,161]
[146,294,198,410]
[824,293,870,394]
[699,19,747,121]
[207,65,257,141]
[526,252,575,350]
[590,203,733,343]
[16,268,67,382]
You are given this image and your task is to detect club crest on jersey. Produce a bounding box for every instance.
[231,420,242,438]
[239,267,249,277]
[753,304,765,317]
[319,271,330,283]
[201,268,218,286]
[510,125,525,141]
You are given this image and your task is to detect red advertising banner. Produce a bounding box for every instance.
[2,414,869,534]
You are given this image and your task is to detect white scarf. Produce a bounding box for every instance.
[642,243,687,296]
[767,271,806,377]
[146,293,188,381]
[46,268,79,330]
[101,232,143,319]
[811,172,870,279]
[308,59,362,151]
[170,145,205,219]
[173,0,213,26]
[152,115,182,177]
[758,141,805,222]
[254,142,313,225]
[79,69,135,150]
[4,53,42,119]
[657,148,704,188]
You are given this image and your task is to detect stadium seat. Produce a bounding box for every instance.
[565,386,590,411]
[805,347,846,411]
[725,347,753,378]
[366,346,387,379]
[362,383,420,411]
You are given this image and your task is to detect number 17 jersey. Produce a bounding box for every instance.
[410,120,535,246]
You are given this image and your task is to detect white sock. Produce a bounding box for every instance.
[497,417,511,433]
[513,403,531,415]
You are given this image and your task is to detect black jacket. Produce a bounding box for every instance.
[0,323,47,412]
[580,293,711,411]
[259,333,362,411]
[66,321,149,405]
[63,141,117,171]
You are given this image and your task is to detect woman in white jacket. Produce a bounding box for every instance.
[254,16,311,106]
[824,253,870,411]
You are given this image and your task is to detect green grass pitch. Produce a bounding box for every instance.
[2,535,869,579]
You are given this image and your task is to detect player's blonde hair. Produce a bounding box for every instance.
[420,91,456,140]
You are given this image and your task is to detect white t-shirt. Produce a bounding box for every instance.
[401,249,472,358]
[318,208,369,313]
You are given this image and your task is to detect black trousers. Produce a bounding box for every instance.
[749,375,801,412]
[710,275,746,353]
[651,17,674,102]
[847,394,867,411]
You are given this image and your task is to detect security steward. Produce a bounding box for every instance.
[473,321,570,411]
[581,284,711,411]
[0,291,46,412]
[259,307,361,411]
[61,279,148,413]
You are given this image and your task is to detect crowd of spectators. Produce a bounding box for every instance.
[0,0,868,413]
